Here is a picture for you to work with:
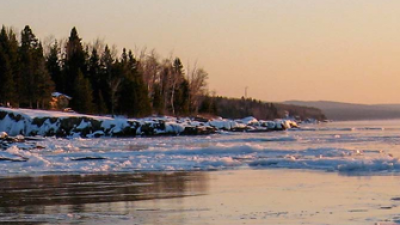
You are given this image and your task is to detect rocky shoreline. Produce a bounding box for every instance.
[0,108,298,139]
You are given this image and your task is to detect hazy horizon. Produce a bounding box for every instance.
[2,0,400,104]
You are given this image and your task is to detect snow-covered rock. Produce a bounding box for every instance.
[0,108,295,138]
[0,132,7,139]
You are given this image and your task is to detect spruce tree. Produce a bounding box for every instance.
[99,45,123,116]
[46,41,63,93]
[99,45,114,112]
[117,76,137,116]
[131,51,151,117]
[0,46,15,106]
[170,57,184,115]
[0,26,9,54]
[116,49,134,116]
[7,29,20,106]
[34,43,54,109]
[71,70,94,114]
[0,26,17,106]
[19,25,39,108]
[0,27,19,71]
[174,78,190,116]
[109,59,124,115]
[64,27,87,96]
[88,48,104,113]
[117,50,151,117]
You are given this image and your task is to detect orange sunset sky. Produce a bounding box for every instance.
[1,0,400,104]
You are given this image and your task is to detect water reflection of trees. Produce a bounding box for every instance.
[0,172,208,215]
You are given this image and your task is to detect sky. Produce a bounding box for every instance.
[1,0,400,104]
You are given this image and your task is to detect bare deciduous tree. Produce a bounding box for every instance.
[187,63,208,114]
[136,48,160,98]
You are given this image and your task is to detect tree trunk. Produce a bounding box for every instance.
[171,83,175,116]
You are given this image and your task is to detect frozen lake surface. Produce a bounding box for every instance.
[1,120,400,224]
[2,119,400,175]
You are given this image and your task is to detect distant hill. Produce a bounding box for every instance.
[283,101,400,121]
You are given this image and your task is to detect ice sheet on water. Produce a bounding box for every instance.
[2,118,400,175]
[0,131,398,175]
[291,126,386,132]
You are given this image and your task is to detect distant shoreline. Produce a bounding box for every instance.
[285,100,400,121]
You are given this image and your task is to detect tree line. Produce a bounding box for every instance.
[0,25,209,117]
[0,25,326,120]
[199,96,326,121]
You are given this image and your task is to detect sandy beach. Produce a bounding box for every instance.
[0,169,399,225]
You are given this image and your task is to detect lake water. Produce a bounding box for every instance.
[1,120,400,224]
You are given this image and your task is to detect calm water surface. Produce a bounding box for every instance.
[1,170,400,225]
[1,120,400,224]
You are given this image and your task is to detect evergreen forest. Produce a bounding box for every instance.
[0,25,210,117]
[0,25,325,120]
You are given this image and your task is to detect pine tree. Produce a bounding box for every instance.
[174,78,190,116]
[117,50,151,117]
[116,49,134,116]
[34,43,54,109]
[46,41,63,93]
[99,45,123,116]
[88,48,104,113]
[7,29,20,106]
[0,26,17,106]
[88,48,101,84]
[99,45,114,112]
[71,70,94,114]
[117,76,137,116]
[131,51,151,117]
[0,46,15,106]
[109,59,124,115]
[0,26,9,54]
[64,27,87,96]
[170,57,184,115]
[19,25,39,108]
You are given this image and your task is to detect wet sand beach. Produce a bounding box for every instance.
[0,169,399,225]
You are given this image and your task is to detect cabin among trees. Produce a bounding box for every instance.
[49,92,71,110]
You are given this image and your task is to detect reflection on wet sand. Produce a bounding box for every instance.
[1,170,400,225]
[0,172,208,224]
